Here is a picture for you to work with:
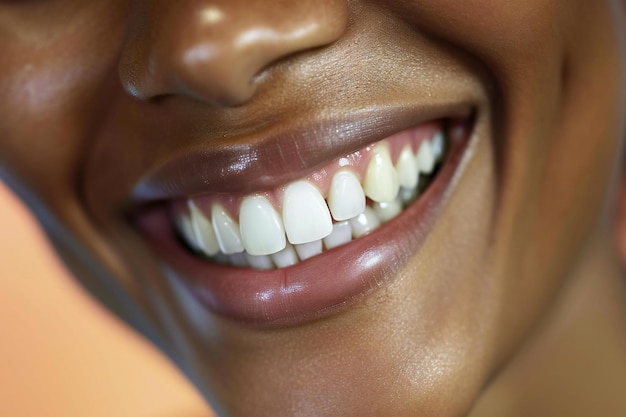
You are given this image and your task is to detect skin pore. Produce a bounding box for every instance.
[1,1,626,416]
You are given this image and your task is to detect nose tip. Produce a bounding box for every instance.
[120,0,349,106]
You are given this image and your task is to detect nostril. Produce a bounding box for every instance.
[118,0,349,106]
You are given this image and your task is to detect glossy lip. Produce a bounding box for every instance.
[135,113,476,327]
[132,102,473,200]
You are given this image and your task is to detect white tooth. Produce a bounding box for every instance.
[327,170,366,221]
[431,130,445,161]
[363,144,399,202]
[175,212,202,252]
[245,253,274,270]
[323,221,352,250]
[282,181,333,244]
[417,140,435,174]
[295,240,323,261]
[399,186,418,205]
[350,207,381,238]
[373,198,403,223]
[187,201,220,256]
[211,204,244,254]
[239,195,286,256]
[395,145,419,189]
[271,243,299,268]
[229,252,249,267]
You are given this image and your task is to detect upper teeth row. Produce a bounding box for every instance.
[175,131,445,264]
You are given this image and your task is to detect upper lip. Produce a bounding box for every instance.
[132,101,473,202]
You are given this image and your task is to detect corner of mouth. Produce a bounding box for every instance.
[133,111,477,327]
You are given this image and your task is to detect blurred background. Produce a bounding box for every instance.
[0,180,213,417]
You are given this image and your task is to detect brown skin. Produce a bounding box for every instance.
[1,1,626,416]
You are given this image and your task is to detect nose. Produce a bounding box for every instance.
[120,0,349,106]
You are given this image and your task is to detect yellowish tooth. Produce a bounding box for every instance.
[363,144,399,203]
[395,145,419,189]
[417,140,435,174]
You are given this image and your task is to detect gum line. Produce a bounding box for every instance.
[172,120,442,220]
[170,120,449,268]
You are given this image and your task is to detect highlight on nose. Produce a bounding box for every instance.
[119,0,349,106]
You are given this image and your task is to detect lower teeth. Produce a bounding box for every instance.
[177,170,441,269]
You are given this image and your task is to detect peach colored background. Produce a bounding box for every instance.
[0,181,213,417]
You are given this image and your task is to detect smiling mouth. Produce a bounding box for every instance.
[173,120,448,269]
[136,111,475,326]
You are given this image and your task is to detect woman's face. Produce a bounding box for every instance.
[1,0,624,415]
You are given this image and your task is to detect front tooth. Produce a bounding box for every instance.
[327,170,366,221]
[295,240,323,261]
[350,207,381,238]
[239,196,286,256]
[417,140,435,174]
[363,144,399,203]
[271,243,299,268]
[282,181,333,244]
[188,201,220,256]
[245,253,274,270]
[395,145,419,189]
[323,221,352,250]
[211,204,244,254]
[431,130,445,161]
[373,198,403,223]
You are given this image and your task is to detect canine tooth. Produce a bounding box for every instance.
[229,252,249,267]
[188,201,220,256]
[245,253,274,270]
[211,204,244,254]
[350,207,381,238]
[239,195,286,256]
[327,170,366,221]
[417,140,435,174]
[175,212,202,252]
[373,198,403,223]
[431,130,445,161]
[271,243,299,268]
[295,240,323,261]
[363,144,399,202]
[395,145,419,189]
[283,181,333,244]
[323,221,352,250]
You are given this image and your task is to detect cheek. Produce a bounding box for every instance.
[480,0,622,357]
[0,1,127,206]
[387,0,625,357]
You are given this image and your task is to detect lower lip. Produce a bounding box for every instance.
[136,120,473,327]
